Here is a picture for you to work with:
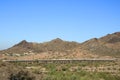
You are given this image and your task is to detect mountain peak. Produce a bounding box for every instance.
[20,40,28,43]
[19,40,28,45]
[13,40,29,47]
[100,32,120,43]
[51,38,63,42]
[113,32,120,35]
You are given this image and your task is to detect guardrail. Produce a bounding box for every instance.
[2,58,116,64]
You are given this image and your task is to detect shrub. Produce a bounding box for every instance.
[9,70,35,80]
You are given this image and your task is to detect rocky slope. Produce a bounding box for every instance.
[81,32,120,57]
[0,38,81,59]
[0,32,120,60]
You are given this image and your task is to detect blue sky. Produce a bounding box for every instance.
[0,0,120,50]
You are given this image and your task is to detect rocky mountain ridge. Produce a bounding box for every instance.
[0,32,120,60]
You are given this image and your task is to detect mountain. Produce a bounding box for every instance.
[81,32,120,57]
[0,40,34,54]
[0,32,120,60]
[1,38,78,53]
[0,38,81,60]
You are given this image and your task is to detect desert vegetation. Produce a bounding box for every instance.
[0,60,119,80]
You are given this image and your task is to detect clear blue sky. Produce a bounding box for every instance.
[0,0,120,50]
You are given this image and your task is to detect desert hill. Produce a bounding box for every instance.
[81,32,120,57]
[0,32,120,60]
[0,38,81,59]
[2,38,80,53]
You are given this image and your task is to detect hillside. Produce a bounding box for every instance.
[2,38,80,53]
[81,32,120,57]
[0,38,81,59]
[0,32,120,60]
